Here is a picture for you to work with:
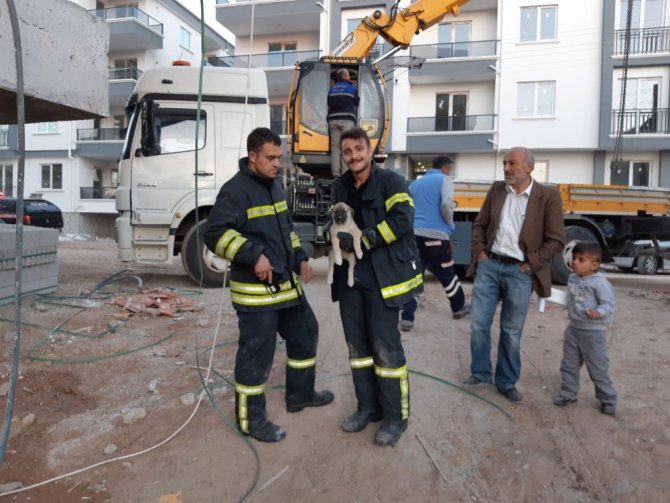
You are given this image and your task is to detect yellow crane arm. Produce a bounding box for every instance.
[333,0,470,58]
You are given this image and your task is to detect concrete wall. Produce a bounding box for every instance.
[0,0,109,123]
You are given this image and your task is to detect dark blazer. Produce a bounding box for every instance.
[466,181,565,298]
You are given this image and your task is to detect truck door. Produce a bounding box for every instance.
[130,102,215,223]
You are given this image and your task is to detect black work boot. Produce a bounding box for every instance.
[286,390,335,413]
[374,420,408,446]
[244,419,286,443]
[341,409,383,433]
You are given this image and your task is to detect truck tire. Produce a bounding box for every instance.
[550,226,598,285]
[181,220,230,288]
[636,255,659,275]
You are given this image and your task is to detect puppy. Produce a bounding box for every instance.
[327,202,363,287]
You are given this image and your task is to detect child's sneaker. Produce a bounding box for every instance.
[553,395,577,407]
[600,403,616,416]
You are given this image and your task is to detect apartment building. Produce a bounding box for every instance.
[0,0,233,236]
[2,0,668,237]
[215,0,670,189]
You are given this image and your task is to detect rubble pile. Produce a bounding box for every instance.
[111,288,204,319]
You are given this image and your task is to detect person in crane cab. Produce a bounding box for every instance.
[328,68,359,176]
[204,127,334,443]
[328,127,423,447]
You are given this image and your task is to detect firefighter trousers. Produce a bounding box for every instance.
[234,298,318,432]
[335,260,410,422]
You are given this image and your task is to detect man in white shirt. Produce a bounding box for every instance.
[464,146,565,403]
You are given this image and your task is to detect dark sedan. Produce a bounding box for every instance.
[0,197,64,230]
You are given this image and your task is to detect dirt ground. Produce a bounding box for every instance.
[0,240,669,502]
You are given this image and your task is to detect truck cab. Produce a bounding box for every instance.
[115,65,270,286]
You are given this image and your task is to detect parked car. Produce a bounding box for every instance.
[0,197,64,230]
[613,240,670,275]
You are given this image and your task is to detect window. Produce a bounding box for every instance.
[438,21,471,57]
[270,105,285,135]
[517,81,556,117]
[611,161,651,186]
[435,93,468,131]
[37,122,59,134]
[268,42,297,67]
[1,164,13,196]
[41,163,63,190]
[520,6,557,42]
[0,125,8,148]
[179,27,191,51]
[618,0,663,30]
[114,59,138,80]
[532,161,549,182]
[145,108,206,156]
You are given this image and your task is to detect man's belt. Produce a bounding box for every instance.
[489,251,523,265]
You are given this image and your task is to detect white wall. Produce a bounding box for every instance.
[497,0,603,150]
[235,32,320,55]
[409,81,495,115]
[23,158,75,212]
[454,151,595,184]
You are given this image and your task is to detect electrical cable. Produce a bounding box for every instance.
[0,0,26,466]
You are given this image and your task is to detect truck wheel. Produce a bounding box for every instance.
[181,220,230,287]
[636,255,659,275]
[551,226,598,285]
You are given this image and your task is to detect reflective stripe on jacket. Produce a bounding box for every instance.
[204,157,308,312]
[331,164,424,307]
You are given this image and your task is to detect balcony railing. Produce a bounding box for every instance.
[89,6,163,34]
[407,114,496,133]
[410,40,498,60]
[109,67,143,80]
[80,186,117,200]
[209,49,321,69]
[77,128,126,142]
[0,129,8,148]
[270,120,287,135]
[611,109,670,134]
[216,0,230,4]
[1,185,14,197]
[614,27,670,55]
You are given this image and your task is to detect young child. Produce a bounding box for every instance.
[553,241,617,415]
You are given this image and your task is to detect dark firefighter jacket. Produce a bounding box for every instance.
[330,164,423,308]
[204,157,308,312]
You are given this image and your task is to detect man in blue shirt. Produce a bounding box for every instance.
[400,156,469,331]
[328,68,359,176]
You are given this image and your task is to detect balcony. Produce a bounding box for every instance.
[109,67,143,109]
[209,50,320,96]
[89,6,164,52]
[614,27,670,55]
[409,40,498,85]
[216,0,322,37]
[611,109,670,135]
[406,114,496,153]
[75,128,124,161]
[80,186,117,200]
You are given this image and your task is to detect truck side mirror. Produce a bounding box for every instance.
[140,100,158,156]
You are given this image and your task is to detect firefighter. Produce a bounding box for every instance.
[205,128,334,443]
[329,127,423,446]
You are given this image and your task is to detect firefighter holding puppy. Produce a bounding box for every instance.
[328,126,423,447]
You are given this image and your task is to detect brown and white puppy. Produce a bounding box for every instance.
[327,202,363,287]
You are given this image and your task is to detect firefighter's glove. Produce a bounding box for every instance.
[337,232,355,252]
[322,219,333,246]
[361,228,377,252]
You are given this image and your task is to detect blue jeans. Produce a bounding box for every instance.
[469,258,532,391]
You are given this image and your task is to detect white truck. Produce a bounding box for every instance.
[115,65,270,286]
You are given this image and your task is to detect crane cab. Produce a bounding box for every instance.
[287,58,390,178]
